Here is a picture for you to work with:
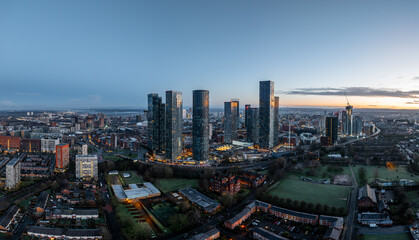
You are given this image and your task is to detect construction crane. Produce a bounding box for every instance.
[344,92,350,106]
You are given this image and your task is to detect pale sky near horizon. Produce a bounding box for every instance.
[0,0,418,110]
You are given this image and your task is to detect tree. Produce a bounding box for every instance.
[220,194,236,208]
[331,206,337,214]
[323,204,329,213]
[188,208,202,226]
[358,167,367,185]
[179,201,190,213]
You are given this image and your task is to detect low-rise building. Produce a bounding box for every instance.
[209,173,241,195]
[189,228,220,240]
[179,187,220,213]
[27,226,102,240]
[269,206,318,224]
[0,205,19,232]
[252,227,289,240]
[358,185,377,211]
[225,200,271,229]
[357,212,393,226]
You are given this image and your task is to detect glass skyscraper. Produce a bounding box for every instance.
[148,93,165,153]
[259,80,275,149]
[193,90,209,161]
[166,91,183,161]
[224,101,238,143]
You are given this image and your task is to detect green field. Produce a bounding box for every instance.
[268,175,351,209]
[121,171,144,184]
[357,233,411,240]
[155,178,199,193]
[149,202,178,227]
[405,190,419,211]
[352,165,419,184]
[102,154,122,161]
[294,165,354,181]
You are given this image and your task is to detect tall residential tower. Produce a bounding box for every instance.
[165,91,183,160]
[259,80,275,149]
[193,90,209,161]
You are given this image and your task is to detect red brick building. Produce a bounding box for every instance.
[239,171,267,188]
[210,173,241,195]
[21,139,41,152]
[0,135,21,150]
[55,144,69,169]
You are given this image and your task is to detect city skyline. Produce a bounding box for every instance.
[1,1,419,110]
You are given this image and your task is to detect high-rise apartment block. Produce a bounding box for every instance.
[193,90,209,161]
[148,94,166,153]
[55,143,69,169]
[165,91,183,160]
[41,138,60,153]
[259,80,275,149]
[75,155,98,180]
[274,96,280,145]
[6,158,21,189]
[247,108,259,146]
[224,101,238,143]
[326,117,338,145]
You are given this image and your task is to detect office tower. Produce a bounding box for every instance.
[75,155,98,180]
[274,96,280,145]
[244,104,251,128]
[247,108,259,145]
[166,91,183,161]
[341,110,347,134]
[345,105,353,136]
[325,117,338,145]
[224,101,238,143]
[55,143,69,169]
[148,94,166,152]
[259,80,275,149]
[193,90,209,161]
[6,158,21,189]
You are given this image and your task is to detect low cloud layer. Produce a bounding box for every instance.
[286,87,419,99]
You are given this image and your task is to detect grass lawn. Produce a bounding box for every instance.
[155,178,199,193]
[149,202,178,228]
[357,232,411,240]
[294,165,354,181]
[352,165,419,183]
[268,175,351,210]
[102,154,122,161]
[406,190,419,212]
[121,171,144,184]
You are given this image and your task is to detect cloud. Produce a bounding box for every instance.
[0,100,18,108]
[285,87,419,99]
[412,76,419,80]
[406,100,419,104]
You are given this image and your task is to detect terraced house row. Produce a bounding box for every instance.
[225,200,344,240]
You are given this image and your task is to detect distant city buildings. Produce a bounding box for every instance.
[274,96,280,145]
[6,158,21,189]
[193,90,209,161]
[259,80,275,149]
[55,143,69,170]
[75,155,98,180]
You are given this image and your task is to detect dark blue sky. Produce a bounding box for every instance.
[1,0,419,110]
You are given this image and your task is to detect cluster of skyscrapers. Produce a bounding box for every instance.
[147,80,281,161]
[242,81,280,149]
[148,90,208,161]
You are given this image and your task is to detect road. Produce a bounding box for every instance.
[12,214,36,240]
[343,164,358,240]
